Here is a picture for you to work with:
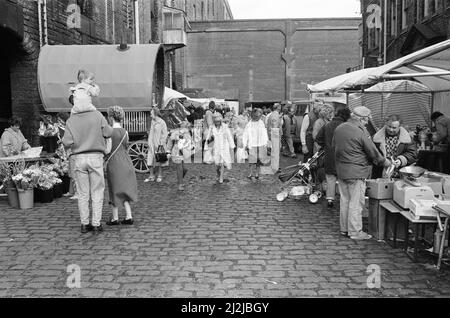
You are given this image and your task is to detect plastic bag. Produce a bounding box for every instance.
[203,146,214,165]
[236,147,248,163]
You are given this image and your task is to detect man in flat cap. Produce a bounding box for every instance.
[332,106,390,240]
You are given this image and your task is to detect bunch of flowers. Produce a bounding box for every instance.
[48,158,69,177]
[36,164,62,190]
[12,167,40,190]
[38,115,59,137]
[0,159,25,188]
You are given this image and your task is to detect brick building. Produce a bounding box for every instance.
[163,0,233,90]
[361,0,450,68]
[0,0,147,144]
[183,18,361,107]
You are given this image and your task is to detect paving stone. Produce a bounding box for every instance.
[1,158,450,297]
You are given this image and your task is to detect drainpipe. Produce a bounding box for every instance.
[112,0,116,44]
[37,0,42,47]
[43,0,48,45]
[134,0,140,44]
[383,0,387,64]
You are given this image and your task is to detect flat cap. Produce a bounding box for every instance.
[352,106,372,117]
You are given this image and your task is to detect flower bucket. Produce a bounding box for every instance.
[18,189,34,210]
[35,188,54,203]
[6,187,20,209]
[53,183,63,199]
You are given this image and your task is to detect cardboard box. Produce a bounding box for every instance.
[366,179,395,199]
[416,176,443,195]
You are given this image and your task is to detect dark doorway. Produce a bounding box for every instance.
[0,62,11,133]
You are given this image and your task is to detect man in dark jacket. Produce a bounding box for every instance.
[316,107,351,208]
[372,115,417,178]
[333,106,390,240]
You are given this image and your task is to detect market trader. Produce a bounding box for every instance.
[372,114,417,178]
[0,116,31,157]
[431,111,450,174]
[333,106,390,241]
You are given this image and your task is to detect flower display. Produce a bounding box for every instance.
[12,168,40,190]
[48,158,69,177]
[0,159,25,188]
[35,164,62,190]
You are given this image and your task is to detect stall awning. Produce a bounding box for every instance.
[38,44,165,112]
[308,39,450,93]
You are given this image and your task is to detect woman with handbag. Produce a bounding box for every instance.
[145,107,169,183]
[105,106,138,226]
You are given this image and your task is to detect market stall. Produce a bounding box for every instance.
[307,39,450,268]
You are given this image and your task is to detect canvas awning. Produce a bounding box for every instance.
[163,86,189,108]
[38,44,165,112]
[308,39,450,93]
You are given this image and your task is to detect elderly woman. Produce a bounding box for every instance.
[145,107,169,183]
[0,116,31,157]
[105,106,138,226]
[313,103,334,153]
[205,113,235,184]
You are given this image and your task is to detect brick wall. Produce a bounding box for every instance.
[361,0,450,67]
[185,18,361,107]
[4,0,136,145]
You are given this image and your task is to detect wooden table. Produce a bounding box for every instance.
[380,200,408,248]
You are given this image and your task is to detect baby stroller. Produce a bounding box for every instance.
[276,150,325,204]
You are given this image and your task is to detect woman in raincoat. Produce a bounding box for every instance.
[205,113,235,184]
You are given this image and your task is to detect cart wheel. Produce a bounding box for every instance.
[309,193,319,204]
[128,140,150,173]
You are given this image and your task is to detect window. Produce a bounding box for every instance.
[401,0,408,30]
[201,2,204,20]
[193,4,196,20]
[391,0,398,36]
[424,0,437,16]
[368,27,381,50]
[417,0,424,22]
[212,0,215,17]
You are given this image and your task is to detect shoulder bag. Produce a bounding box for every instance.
[104,131,128,169]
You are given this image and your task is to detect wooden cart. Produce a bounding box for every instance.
[38,44,165,173]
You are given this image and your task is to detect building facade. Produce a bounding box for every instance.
[0,0,146,144]
[361,0,450,68]
[184,18,362,106]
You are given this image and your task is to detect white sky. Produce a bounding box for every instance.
[227,0,362,19]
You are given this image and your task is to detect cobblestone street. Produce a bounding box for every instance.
[1,157,450,298]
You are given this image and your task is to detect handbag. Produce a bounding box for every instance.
[155,145,168,163]
[104,131,128,169]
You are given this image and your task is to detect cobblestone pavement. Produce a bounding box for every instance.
[1,156,450,298]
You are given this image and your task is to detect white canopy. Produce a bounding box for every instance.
[308,39,450,93]
[163,86,189,108]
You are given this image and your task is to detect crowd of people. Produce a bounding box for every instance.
[2,68,450,240]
